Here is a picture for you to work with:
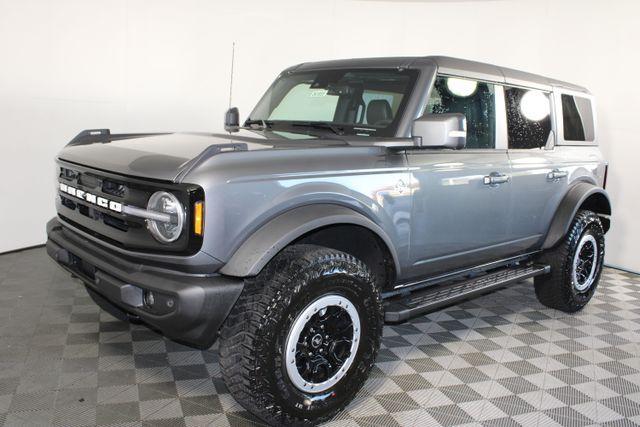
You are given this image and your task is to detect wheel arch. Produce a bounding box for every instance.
[295,223,397,289]
[542,182,611,249]
[219,204,401,281]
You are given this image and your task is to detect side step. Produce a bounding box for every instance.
[384,264,550,323]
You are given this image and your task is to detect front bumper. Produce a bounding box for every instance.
[46,218,244,349]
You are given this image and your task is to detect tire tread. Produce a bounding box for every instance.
[219,244,382,426]
[535,209,605,312]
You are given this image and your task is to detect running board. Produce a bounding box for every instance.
[384,264,550,323]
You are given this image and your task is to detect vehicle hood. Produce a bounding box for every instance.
[57,130,345,182]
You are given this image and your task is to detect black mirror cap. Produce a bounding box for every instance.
[224,107,240,132]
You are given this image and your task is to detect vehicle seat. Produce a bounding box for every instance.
[366,100,393,126]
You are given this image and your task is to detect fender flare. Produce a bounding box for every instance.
[219,204,401,278]
[542,182,611,249]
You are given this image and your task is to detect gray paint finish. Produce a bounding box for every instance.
[185,142,411,274]
[219,204,401,277]
[52,55,609,288]
[405,149,513,278]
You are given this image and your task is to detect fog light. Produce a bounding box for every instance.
[143,290,155,307]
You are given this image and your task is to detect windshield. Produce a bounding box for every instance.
[247,68,419,137]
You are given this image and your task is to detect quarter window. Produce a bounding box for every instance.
[426,76,496,149]
[561,94,594,141]
[505,87,552,149]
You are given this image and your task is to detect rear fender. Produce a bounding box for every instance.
[542,182,611,249]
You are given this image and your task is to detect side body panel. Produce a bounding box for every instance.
[219,204,400,277]
[508,146,605,249]
[507,149,568,246]
[184,146,413,278]
[404,150,514,280]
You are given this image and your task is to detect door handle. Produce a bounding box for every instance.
[483,172,510,186]
[547,169,568,181]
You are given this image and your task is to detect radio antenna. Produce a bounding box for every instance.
[228,42,235,108]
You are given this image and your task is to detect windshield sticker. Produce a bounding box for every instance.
[310,89,328,98]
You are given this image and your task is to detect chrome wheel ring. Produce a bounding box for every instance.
[285,295,361,393]
[572,234,598,292]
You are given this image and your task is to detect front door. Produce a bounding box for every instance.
[406,76,513,279]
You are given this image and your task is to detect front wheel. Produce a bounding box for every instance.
[535,209,605,312]
[219,244,383,426]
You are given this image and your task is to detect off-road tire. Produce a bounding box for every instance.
[534,209,605,312]
[219,244,383,426]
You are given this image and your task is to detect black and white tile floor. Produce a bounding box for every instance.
[1,247,639,426]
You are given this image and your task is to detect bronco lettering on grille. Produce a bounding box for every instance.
[59,183,122,213]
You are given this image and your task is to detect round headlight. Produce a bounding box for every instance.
[146,191,185,243]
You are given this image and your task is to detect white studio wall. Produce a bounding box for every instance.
[0,0,638,272]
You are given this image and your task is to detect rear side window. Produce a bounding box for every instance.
[561,94,594,141]
[505,87,552,149]
[426,76,496,149]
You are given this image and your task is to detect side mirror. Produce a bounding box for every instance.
[412,113,467,149]
[224,107,240,132]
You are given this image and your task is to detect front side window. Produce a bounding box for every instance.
[562,94,594,141]
[426,76,496,149]
[505,87,552,149]
[248,69,418,137]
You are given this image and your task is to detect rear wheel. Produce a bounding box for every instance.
[535,209,605,312]
[219,244,383,425]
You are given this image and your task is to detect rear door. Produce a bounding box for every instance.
[504,86,567,248]
[405,75,513,278]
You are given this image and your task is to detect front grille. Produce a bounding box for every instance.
[61,196,76,210]
[56,162,203,255]
[102,213,129,232]
[78,173,101,189]
[102,179,126,198]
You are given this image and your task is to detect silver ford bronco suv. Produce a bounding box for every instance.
[47,56,610,425]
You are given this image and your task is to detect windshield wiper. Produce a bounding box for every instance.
[289,121,345,136]
[244,119,274,130]
[244,120,346,137]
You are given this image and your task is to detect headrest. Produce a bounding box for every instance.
[367,100,393,126]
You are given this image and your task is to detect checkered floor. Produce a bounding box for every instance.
[1,248,639,426]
